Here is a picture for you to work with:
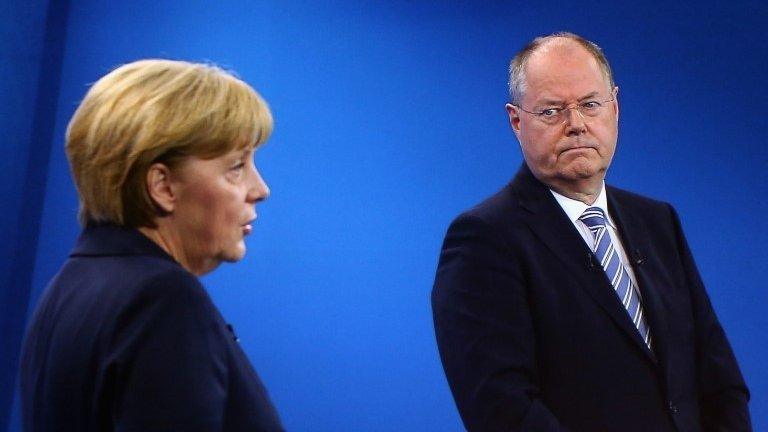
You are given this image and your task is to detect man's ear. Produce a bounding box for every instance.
[505,103,522,136]
[145,163,177,213]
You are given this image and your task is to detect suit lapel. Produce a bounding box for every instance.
[511,165,657,364]
[608,191,670,370]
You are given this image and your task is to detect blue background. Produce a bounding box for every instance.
[3,1,766,431]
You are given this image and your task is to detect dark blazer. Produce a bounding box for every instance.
[432,164,750,432]
[20,224,284,432]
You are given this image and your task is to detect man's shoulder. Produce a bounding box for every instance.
[459,182,522,226]
[455,163,550,227]
[606,184,674,215]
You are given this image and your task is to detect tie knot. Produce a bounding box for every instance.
[579,207,607,229]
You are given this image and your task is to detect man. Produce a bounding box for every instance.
[431,32,751,432]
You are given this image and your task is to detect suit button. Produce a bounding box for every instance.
[668,401,679,414]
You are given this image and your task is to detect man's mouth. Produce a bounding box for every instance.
[562,145,595,154]
[242,217,256,235]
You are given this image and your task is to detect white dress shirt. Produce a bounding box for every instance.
[549,183,639,288]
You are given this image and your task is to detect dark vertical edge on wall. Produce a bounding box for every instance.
[0,0,71,431]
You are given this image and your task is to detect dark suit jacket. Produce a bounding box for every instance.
[20,224,284,432]
[432,164,750,432]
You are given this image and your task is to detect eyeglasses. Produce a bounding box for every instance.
[515,96,615,125]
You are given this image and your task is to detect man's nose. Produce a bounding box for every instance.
[563,105,586,135]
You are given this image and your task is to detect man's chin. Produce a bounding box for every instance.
[561,158,603,180]
[221,245,247,263]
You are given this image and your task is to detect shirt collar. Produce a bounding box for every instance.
[549,182,615,228]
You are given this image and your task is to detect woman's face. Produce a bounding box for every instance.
[168,147,269,274]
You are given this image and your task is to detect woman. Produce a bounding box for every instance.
[20,59,284,431]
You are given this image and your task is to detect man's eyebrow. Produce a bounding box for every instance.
[534,91,603,107]
[535,97,565,106]
[578,91,600,101]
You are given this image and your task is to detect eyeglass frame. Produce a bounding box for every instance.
[512,89,618,125]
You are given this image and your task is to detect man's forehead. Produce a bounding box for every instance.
[528,37,581,58]
[524,41,609,99]
[527,40,599,75]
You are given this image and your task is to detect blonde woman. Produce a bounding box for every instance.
[20,60,284,431]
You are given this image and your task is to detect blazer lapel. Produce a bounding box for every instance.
[511,165,657,364]
[608,191,670,369]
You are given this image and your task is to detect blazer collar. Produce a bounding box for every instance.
[71,223,177,263]
[511,164,657,364]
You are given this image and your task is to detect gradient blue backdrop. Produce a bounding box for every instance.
[3,1,766,431]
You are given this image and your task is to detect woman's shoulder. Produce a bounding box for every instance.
[106,257,226,350]
[118,256,214,315]
[59,252,219,330]
[132,256,202,293]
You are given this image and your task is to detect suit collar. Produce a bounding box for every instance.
[510,163,551,215]
[71,223,177,263]
[511,164,657,364]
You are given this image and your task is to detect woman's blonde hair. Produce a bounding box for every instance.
[66,59,273,227]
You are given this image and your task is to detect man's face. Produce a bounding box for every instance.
[506,42,619,192]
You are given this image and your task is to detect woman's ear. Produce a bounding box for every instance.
[145,163,177,213]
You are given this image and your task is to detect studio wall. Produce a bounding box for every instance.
[1,0,68,429]
[4,1,766,431]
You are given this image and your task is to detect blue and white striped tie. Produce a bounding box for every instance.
[579,207,652,349]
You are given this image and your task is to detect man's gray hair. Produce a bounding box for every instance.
[508,32,615,105]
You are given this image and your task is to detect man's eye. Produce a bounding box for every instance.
[540,108,560,117]
[582,101,601,109]
[231,162,245,171]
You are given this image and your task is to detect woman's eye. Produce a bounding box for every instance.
[228,162,246,180]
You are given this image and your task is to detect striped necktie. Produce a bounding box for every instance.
[579,207,652,349]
